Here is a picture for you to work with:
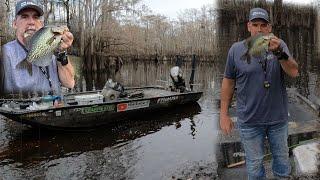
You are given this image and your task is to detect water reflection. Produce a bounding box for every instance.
[0,102,201,166]
[189,119,196,138]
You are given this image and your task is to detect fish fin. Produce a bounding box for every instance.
[25,36,33,52]
[27,64,33,76]
[240,53,247,61]
[16,59,33,76]
[247,55,251,64]
[241,53,251,64]
[241,42,251,64]
[32,54,53,67]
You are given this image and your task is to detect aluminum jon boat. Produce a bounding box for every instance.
[0,62,203,129]
[0,86,202,129]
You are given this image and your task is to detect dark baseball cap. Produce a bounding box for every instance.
[15,0,44,16]
[249,8,269,22]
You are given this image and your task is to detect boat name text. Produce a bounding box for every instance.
[22,112,46,118]
[75,105,115,114]
[157,96,179,104]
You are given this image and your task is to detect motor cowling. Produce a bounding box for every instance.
[170,66,186,92]
[101,79,126,101]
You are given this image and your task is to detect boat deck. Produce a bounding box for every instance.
[63,87,184,105]
[143,88,181,97]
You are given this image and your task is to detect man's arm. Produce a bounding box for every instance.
[220,78,235,135]
[279,58,299,78]
[57,61,75,88]
[1,46,13,94]
[269,37,299,78]
[58,31,75,88]
[0,52,4,95]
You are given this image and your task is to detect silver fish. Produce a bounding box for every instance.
[17,25,68,75]
[242,33,274,64]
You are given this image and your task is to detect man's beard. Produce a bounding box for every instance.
[23,29,36,38]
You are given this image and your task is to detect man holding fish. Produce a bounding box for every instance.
[220,8,298,179]
[1,0,75,95]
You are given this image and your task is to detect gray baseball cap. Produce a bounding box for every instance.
[249,8,269,22]
[15,0,44,16]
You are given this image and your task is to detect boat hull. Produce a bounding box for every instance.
[0,87,202,129]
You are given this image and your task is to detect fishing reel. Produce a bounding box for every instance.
[170,66,186,93]
[101,79,127,101]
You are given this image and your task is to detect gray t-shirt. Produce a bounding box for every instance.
[1,40,61,95]
[224,39,290,125]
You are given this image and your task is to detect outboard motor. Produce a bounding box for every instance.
[170,66,186,92]
[101,79,127,101]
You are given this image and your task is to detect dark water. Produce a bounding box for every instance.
[0,60,222,179]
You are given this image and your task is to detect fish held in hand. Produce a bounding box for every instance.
[242,33,275,64]
[17,25,69,75]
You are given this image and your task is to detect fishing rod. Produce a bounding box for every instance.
[189,54,197,91]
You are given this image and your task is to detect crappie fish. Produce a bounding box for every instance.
[17,25,68,75]
[242,33,274,64]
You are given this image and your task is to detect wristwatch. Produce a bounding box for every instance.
[273,48,289,61]
[56,51,69,66]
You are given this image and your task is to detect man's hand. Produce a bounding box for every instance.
[220,113,234,135]
[268,36,281,51]
[220,78,235,135]
[60,31,74,50]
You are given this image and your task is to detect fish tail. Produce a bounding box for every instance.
[242,40,252,64]
[241,52,251,64]
[16,59,33,76]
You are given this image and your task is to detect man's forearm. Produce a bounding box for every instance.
[220,78,235,115]
[279,57,299,78]
[58,62,75,88]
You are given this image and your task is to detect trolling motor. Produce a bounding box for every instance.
[101,79,127,101]
[170,66,186,92]
[169,54,198,92]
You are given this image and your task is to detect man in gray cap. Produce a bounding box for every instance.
[1,0,75,95]
[15,0,44,16]
[220,7,298,179]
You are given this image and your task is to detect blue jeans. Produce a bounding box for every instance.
[238,121,291,180]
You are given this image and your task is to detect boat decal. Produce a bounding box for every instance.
[233,152,245,157]
[22,112,46,118]
[75,105,115,114]
[157,96,179,104]
[117,100,150,112]
[117,103,128,112]
[55,110,62,117]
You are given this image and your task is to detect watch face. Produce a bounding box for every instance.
[267,53,274,60]
[56,52,68,66]
[58,51,67,57]
[264,81,270,88]
[61,56,68,66]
